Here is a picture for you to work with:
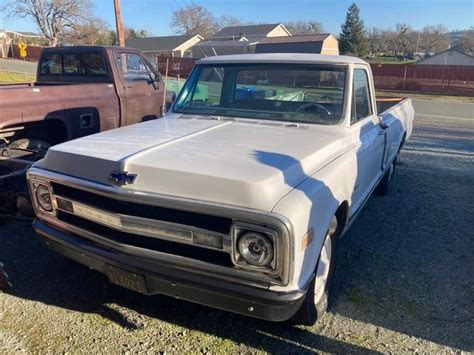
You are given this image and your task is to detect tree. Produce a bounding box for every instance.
[339,3,368,57]
[285,20,324,35]
[171,4,242,39]
[171,4,218,38]
[215,15,242,31]
[63,17,112,45]
[420,25,449,53]
[455,27,474,53]
[2,0,93,46]
[367,27,387,56]
[388,23,417,58]
[126,28,151,39]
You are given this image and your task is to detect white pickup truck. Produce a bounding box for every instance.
[27,53,414,325]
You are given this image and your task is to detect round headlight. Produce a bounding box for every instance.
[35,184,53,212]
[237,232,274,267]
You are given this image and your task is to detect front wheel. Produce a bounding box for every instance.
[289,216,338,325]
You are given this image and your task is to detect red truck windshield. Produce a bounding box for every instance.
[173,64,347,125]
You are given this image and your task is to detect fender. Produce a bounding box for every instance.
[271,148,357,291]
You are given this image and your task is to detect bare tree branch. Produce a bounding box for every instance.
[2,0,93,46]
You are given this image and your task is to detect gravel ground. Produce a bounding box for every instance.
[1,104,473,353]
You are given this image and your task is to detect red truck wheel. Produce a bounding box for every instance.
[9,138,51,158]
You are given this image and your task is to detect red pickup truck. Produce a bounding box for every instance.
[0,46,165,152]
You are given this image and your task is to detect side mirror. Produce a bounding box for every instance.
[166,91,176,105]
[150,72,162,90]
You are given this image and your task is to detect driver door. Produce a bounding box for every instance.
[350,68,386,212]
[116,51,162,126]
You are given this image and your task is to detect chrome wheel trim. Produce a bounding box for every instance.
[314,233,332,305]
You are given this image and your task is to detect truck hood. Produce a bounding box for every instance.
[38,115,350,211]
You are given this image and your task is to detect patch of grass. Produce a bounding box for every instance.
[0,71,36,84]
[353,334,367,346]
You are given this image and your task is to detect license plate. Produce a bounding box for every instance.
[104,264,148,294]
[73,202,122,229]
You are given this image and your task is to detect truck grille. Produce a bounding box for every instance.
[57,211,234,267]
[51,182,233,234]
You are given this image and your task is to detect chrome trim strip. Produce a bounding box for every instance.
[55,196,232,253]
[27,167,294,286]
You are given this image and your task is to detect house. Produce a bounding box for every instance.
[416,48,474,66]
[191,39,253,58]
[211,23,291,42]
[255,34,339,55]
[191,23,291,59]
[125,35,203,64]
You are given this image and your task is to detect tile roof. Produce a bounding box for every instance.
[125,35,196,52]
[191,40,252,58]
[212,24,281,38]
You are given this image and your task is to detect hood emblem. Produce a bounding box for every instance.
[109,170,137,185]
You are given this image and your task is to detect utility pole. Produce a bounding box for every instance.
[114,0,125,47]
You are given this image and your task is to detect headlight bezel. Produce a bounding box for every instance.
[30,180,56,216]
[231,223,279,273]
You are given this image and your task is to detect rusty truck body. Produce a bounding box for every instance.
[0,46,165,216]
[0,46,165,152]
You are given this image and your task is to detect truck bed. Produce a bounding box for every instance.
[0,82,120,132]
[376,97,406,113]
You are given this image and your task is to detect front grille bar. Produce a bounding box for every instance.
[51,182,233,234]
[54,196,232,253]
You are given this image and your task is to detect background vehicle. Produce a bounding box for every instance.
[0,46,165,154]
[27,53,414,325]
[0,46,165,215]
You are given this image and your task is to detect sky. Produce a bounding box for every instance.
[1,0,473,35]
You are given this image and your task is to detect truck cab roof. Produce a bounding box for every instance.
[197,53,369,66]
[40,45,140,54]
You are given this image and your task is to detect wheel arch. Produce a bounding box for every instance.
[335,200,350,236]
[10,118,69,146]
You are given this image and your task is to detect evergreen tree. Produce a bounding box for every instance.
[339,3,368,56]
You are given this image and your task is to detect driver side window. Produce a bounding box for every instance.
[351,69,373,124]
[117,52,151,82]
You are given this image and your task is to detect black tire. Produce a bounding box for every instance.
[8,138,51,158]
[375,157,397,196]
[289,216,339,326]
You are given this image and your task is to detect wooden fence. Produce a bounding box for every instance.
[370,63,474,96]
[8,44,44,62]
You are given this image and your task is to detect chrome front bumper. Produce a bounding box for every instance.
[33,218,306,322]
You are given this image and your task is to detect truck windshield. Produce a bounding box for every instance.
[173,63,346,125]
